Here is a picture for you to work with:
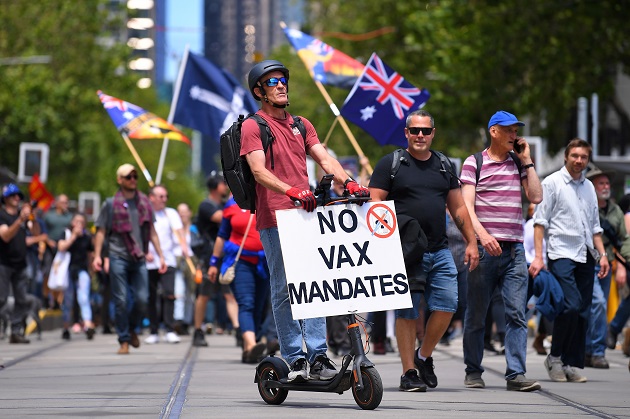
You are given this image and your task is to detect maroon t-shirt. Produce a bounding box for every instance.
[240,110,320,230]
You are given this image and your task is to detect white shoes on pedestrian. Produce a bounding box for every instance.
[144,332,181,344]
[144,334,159,344]
[165,332,181,344]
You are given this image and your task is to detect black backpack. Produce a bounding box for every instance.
[220,113,306,212]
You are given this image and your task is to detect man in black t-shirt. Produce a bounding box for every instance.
[0,184,39,344]
[369,110,478,392]
[192,172,229,347]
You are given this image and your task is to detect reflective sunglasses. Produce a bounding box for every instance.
[262,77,288,87]
[407,126,434,136]
[123,173,138,180]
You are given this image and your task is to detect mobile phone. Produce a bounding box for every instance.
[314,174,334,196]
[513,138,523,153]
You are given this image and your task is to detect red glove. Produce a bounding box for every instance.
[286,187,317,212]
[345,180,370,203]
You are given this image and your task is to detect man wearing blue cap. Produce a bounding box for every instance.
[0,184,39,343]
[460,111,543,391]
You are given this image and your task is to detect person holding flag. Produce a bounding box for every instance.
[241,60,370,382]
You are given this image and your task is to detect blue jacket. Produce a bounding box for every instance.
[532,269,564,321]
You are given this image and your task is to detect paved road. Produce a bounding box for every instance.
[1,327,629,418]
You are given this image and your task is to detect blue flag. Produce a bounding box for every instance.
[171,52,258,140]
[340,53,430,147]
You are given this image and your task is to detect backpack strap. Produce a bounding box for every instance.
[474,150,523,185]
[474,151,483,185]
[390,148,407,180]
[431,150,459,185]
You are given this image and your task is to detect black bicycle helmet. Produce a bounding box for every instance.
[248,60,290,101]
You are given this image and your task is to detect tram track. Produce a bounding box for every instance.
[435,346,620,419]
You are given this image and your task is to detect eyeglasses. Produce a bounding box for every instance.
[408,127,434,136]
[262,77,288,87]
[123,173,138,180]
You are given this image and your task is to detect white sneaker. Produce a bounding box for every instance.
[144,334,159,344]
[165,332,181,344]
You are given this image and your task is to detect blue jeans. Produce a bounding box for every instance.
[396,248,458,319]
[610,292,630,336]
[260,227,327,365]
[63,269,93,324]
[230,260,269,336]
[109,256,148,344]
[586,266,611,357]
[463,242,529,380]
[548,254,595,368]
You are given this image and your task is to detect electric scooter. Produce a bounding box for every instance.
[254,175,383,410]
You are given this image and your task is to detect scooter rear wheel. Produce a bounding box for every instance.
[257,362,289,405]
[352,366,383,410]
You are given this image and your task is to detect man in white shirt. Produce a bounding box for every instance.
[529,138,610,383]
[145,185,188,344]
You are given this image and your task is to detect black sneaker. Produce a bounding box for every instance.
[309,354,337,380]
[288,358,308,382]
[62,329,71,340]
[192,329,208,347]
[414,352,438,388]
[86,328,95,340]
[399,369,427,392]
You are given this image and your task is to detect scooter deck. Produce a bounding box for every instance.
[263,370,352,393]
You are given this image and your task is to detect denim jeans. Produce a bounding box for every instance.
[548,254,595,368]
[463,242,529,380]
[260,227,327,365]
[230,260,269,336]
[396,248,458,319]
[109,256,148,344]
[63,268,93,323]
[610,293,630,336]
[586,266,611,357]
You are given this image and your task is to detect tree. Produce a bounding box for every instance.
[299,0,629,159]
[0,0,202,209]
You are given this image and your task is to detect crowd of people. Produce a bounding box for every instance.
[2,59,630,396]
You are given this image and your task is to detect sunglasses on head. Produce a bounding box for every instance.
[407,127,434,136]
[262,77,288,87]
[123,173,138,180]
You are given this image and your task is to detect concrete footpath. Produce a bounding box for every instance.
[1,328,629,418]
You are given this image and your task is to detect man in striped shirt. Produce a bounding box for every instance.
[460,111,543,391]
[529,139,610,383]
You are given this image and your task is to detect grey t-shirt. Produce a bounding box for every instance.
[95,198,145,261]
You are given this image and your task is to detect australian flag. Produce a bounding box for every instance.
[171,51,258,140]
[340,53,430,147]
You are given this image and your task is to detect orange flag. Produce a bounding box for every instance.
[28,173,54,211]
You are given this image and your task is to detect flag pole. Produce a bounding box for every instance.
[313,81,373,174]
[322,117,339,146]
[121,132,155,187]
[156,45,190,185]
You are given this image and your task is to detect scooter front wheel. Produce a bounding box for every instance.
[257,361,289,405]
[352,366,383,410]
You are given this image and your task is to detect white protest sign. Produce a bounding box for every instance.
[276,200,412,320]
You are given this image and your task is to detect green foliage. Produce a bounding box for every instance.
[292,0,629,161]
[0,0,203,210]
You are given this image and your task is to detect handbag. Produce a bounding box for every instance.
[219,214,254,285]
[47,230,71,290]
